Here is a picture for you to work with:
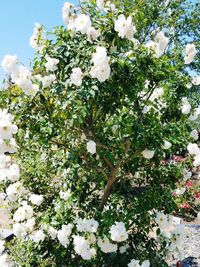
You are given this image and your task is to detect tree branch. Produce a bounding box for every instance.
[99,139,131,210]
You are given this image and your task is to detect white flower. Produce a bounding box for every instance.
[197,212,200,221]
[0,110,18,140]
[36,74,56,88]
[73,235,95,260]
[0,240,5,254]
[74,14,91,34]
[96,0,105,10]
[31,230,45,243]
[155,212,169,229]
[30,194,43,206]
[145,41,160,57]
[92,47,109,66]
[193,154,200,167]
[162,140,172,150]
[142,149,155,159]
[181,97,191,114]
[1,55,18,73]
[184,44,197,64]
[7,164,20,182]
[87,140,96,154]
[149,87,164,101]
[45,55,59,72]
[70,67,83,86]
[29,23,44,51]
[145,31,168,57]
[48,226,58,240]
[13,222,27,238]
[182,168,192,181]
[87,27,100,43]
[59,189,71,200]
[6,181,25,201]
[57,224,73,247]
[13,204,33,222]
[114,15,136,40]
[90,64,111,82]
[0,254,10,267]
[141,260,150,267]
[192,76,200,86]
[174,188,186,196]
[190,129,199,140]
[110,221,128,242]
[155,31,169,55]
[76,218,99,233]
[98,236,117,253]
[90,46,111,82]
[25,218,36,233]
[187,143,200,156]
[62,2,74,25]
[128,259,140,267]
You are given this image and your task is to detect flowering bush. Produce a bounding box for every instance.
[0,0,200,266]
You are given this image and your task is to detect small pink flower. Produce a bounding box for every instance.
[195,192,200,199]
[185,181,193,187]
[180,203,190,209]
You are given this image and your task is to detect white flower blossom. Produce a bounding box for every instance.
[181,97,191,114]
[57,224,73,247]
[31,230,45,243]
[29,194,43,206]
[114,15,136,40]
[45,55,59,72]
[1,55,18,73]
[155,212,169,229]
[184,44,197,64]
[98,236,117,253]
[76,218,99,233]
[190,129,199,140]
[59,189,71,200]
[110,221,128,242]
[187,143,200,156]
[87,140,96,154]
[70,67,83,86]
[142,149,155,159]
[192,76,200,86]
[162,140,172,150]
[74,14,91,34]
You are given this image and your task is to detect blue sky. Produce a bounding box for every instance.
[0,0,75,82]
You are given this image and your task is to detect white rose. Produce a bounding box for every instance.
[1,55,18,73]
[30,194,43,206]
[142,149,155,159]
[70,67,83,86]
[87,140,96,154]
[162,140,172,150]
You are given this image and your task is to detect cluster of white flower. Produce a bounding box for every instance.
[145,31,169,58]
[114,15,136,40]
[154,212,184,260]
[184,43,197,64]
[62,3,100,42]
[90,46,111,82]
[1,55,39,96]
[29,23,45,51]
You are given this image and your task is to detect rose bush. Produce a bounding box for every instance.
[0,0,199,266]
